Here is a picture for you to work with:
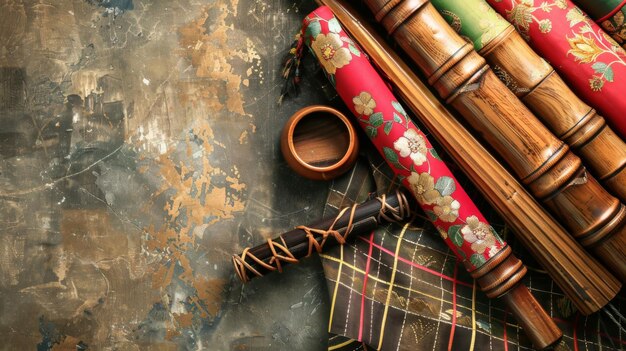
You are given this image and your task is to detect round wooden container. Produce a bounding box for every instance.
[281,105,359,181]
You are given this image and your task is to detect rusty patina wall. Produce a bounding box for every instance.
[0,0,332,349]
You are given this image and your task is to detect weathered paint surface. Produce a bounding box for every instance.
[0,0,332,349]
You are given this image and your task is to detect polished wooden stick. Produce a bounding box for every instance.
[303,6,562,347]
[483,31,626,202]
[317,0,621,316]
[360,0,626,283]
[430,0,626,202]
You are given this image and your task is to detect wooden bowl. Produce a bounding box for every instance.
[281,105,359,181]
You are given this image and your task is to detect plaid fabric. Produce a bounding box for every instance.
[321,146,625,351]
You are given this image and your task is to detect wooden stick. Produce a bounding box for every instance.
[430,0,626,202]
[302,6,562,347]
[359,0,626,283]
[317,0,621,315]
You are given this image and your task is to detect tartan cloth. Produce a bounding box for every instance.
[320,145,625,351]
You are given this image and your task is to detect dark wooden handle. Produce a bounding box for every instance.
[233,192,411,281]
[364,0,626,283]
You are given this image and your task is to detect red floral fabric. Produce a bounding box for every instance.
[302,6,507,271]
[487,0,626,139]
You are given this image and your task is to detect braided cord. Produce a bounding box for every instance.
[232,191,410,282]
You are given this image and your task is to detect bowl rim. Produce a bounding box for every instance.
[286,105,358,173]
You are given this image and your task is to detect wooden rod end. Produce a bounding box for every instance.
[500,284,563,349]
[469,246,525,298]
[468,247,562,349]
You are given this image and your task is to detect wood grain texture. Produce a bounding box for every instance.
[470,246,561,349]
[365,0,626,283]
[480,26,626,203]
[281,105,359,180]
[499,283,563,350]
[318,0,621,316]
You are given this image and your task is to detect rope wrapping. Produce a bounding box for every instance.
[233,191,411,282]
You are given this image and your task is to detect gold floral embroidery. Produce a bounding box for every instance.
[407,172,440,205]
[567,34,603,63]
[461,216,496,253]
[505,0,562,38]
[579,24,593,34]
[393,129,428,166]
[503,0,626,92]
[538,19,552,33]
[489,246,499,257]
[479,18,502,44]
[589,76,604,91]
[353,92,376,116]
[311,33,351,75]
[478,3,506,45]
[602,32,625,54]
[565,7,586,27]
[433,196,460,222]
[507,1,534,31]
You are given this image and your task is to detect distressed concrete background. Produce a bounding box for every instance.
[0,0,334,349]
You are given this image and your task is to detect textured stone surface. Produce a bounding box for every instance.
[0,1,331,349]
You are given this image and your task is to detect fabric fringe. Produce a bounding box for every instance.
[278,31,305,105]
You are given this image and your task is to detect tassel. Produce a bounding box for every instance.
[278,31,305,105]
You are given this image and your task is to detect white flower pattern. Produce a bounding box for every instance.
[407,172,441,205]
[434,196,460,222]
[393,129,428,166]
[461,216,497,254]
[302,10,506,269]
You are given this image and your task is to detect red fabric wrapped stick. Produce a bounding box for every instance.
[303,6,504,271]
[300,6,561,349]
[486,0,626,140]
